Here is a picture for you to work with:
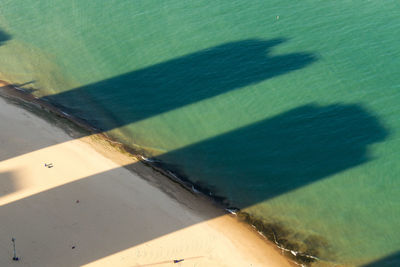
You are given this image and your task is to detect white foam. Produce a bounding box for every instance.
[191,185,201,194]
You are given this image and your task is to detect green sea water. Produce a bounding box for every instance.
[1,1,399,265]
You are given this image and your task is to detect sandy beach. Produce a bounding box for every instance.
[0,86,292,266]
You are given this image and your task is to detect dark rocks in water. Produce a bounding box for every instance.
[237,211,251,223]
[0,29,11,45]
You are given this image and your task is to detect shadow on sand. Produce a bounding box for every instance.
[0,171,19,198]
[149,103,388,263]
[0,38,392,265]
[0,102,388,265]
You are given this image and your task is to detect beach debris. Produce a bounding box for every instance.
[76,200,80,203]
[139,256,202,266]
[44,163,54,168]
[11,237,19,261]
[72,246,75,249]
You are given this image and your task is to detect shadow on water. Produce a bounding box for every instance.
[0,37,391,265]
[154,104,388,207]
[0,29,11,45]
[144,102,389,264]
[0,103,388,266]
[42,38,316,130]
[149,103,389,263]
[1,38,317,162]
[363,251,400,267]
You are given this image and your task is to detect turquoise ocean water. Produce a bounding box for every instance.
[1,1,399,265]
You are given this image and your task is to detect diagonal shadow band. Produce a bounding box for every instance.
[0,103,388,266]
[150,103,388,208]
[0,36,390,265]
[42,38,317,131]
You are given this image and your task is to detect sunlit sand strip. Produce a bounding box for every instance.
[0,138,135,206]
[0,88,291,266]
[82,216,287,267]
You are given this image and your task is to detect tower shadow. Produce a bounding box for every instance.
[1,36,391,265]
[154,103,388,207]
[42,38,316,131]
[0,103,388,266]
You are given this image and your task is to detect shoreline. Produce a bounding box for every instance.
[0,79,309,266]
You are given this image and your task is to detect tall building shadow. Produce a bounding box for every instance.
[153,103,388,207]
[0,103,388,266]
[42,38,316,131]
[0,36,391,265]
[1,38,316,161]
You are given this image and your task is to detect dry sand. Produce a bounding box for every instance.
[0,90,292,266]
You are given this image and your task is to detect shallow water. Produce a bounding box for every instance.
[1,1,400,265]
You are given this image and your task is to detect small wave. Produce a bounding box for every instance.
[191,185,201,194]
[60,111,71,117]
[167,170,182,182]
[140,155,160,163]
[271,230,320,265]
[225,208,239,215]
